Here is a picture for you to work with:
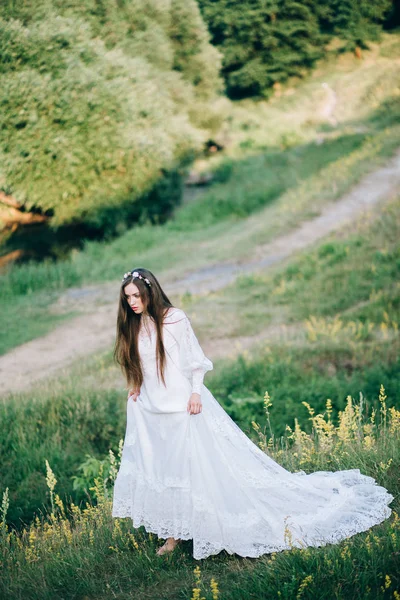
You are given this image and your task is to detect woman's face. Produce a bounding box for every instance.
[124,282,145,314]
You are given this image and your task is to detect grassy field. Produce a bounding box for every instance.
[1,34,400,354]
[1,389,399,599]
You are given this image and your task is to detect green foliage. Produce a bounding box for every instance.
[0,385,125,526]
[71,451,119,498]
[318,0,393,50]
[198,0,393,98]
[213,347,400,438]
[0,1,221,228]
[198,0,326,98]
[169,0,222,98]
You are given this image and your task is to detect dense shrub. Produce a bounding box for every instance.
[0,1,222,230]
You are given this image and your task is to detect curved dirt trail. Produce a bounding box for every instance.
[1,150,400,397]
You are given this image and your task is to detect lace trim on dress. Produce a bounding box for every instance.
[112,468,394,560]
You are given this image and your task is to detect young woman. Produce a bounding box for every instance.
[112,267,394,559]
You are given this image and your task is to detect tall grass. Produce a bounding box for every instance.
[185,194,400,343]
[0,381,126,526]
[213,342,400,439]
[0,389,398,600]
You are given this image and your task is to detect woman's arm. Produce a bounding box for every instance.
[179,313,213,414]
[165,308,213,413]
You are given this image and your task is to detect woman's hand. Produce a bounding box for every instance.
[128,388,140,402]
[187,392,202,415]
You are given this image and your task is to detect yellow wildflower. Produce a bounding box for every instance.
[210,577,219,600]
[297,575,313,599]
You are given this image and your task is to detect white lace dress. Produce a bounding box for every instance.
[111,307,394,560]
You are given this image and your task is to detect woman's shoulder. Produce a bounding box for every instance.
[163,306,187,323]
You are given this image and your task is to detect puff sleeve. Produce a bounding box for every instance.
[168,309,213,395]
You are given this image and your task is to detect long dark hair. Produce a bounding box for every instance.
[114,267,174,389]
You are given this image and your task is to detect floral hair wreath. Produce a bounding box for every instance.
[122,270,151,287]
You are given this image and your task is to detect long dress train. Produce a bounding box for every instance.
[111,308,394,560]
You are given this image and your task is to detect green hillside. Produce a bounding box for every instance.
[1,193,400,594]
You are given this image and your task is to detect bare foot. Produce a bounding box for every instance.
[156,537,180,556]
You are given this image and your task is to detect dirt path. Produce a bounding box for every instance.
[1,150,400,397]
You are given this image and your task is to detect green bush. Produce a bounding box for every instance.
[319,0,392,50]
[0,1,222,230]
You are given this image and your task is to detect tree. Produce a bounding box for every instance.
[0,1,222,231]
[198,0,326,98]
[317,0,392,50]
[198,0,394,98]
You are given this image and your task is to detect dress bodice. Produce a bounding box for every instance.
[136,307,213,396]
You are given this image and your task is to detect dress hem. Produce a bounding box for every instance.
[112,497,394,560]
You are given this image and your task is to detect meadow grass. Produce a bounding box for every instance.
[0,293,77,355]
[0,390,398,600]
[180,196,400,436]
[1,35,400,354]
[183,195,400,338]
[0,215,398,599]
[265,200,400,324]
[0,377,126,527]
